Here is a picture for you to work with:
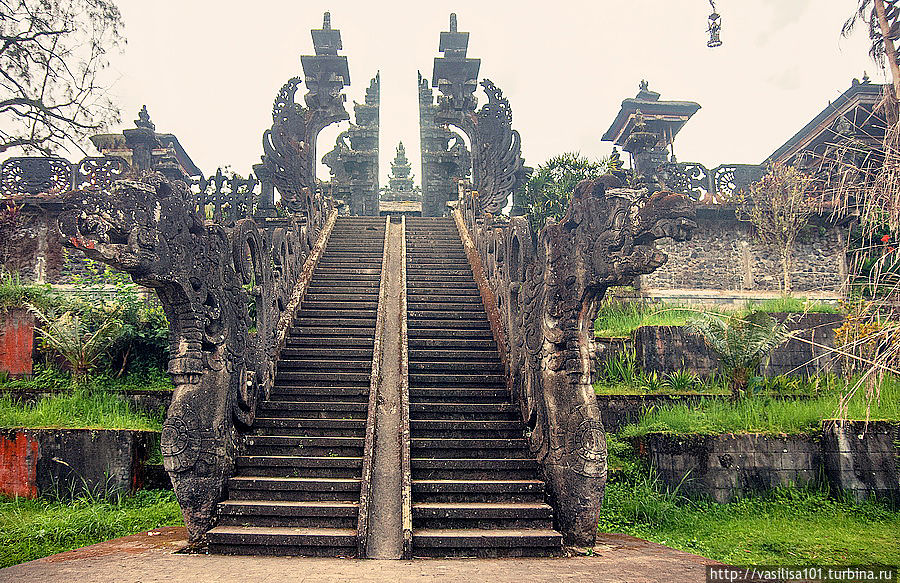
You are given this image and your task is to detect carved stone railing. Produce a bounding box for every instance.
[658,162,765,203]
[1,156,128,198]
[454,178,697,545]
[56,172,337,542]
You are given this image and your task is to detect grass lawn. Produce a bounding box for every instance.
[594,296,839,338]
[0,388,163,431]
[600,481,900,565]
[0,490,183,568]
[601,435,900,566]
[619,376,900,436]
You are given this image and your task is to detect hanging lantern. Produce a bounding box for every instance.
[707,0,722,48]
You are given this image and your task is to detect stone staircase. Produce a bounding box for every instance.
[404,217,564,557]
[207,216,386,556]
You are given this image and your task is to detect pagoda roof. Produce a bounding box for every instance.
[764,79,886,164]
[602,83,701,145]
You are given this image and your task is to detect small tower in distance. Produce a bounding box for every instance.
[382,142,421,201]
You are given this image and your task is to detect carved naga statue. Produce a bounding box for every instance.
[57,174,327,541]
[459,177,696,544]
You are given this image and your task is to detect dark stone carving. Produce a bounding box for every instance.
[427,15,525,215]
[75,157,128,191]
[322,73,380,215]
[458,178,696,545]
[197,168,260,224]
[57,173,332,541]
[261,12,351,214]
[418,71,470,216]
[1,157,73,197]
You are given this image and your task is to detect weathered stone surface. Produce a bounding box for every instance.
[642,424,899,503]
[640,209,847,296]
[635,313,845,378]
[458,178,696,545]
[57,173,331,541]
[0,428,156,498]
[823,420,899,502]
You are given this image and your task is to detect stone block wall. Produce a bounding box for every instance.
[639,207,847,300]
[0,428,158,498]
[644,433,821,503]
[640,423,899,503]
[823,420,899,502]
[634,313,844,378]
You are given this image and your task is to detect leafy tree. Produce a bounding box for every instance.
[0,0,124,155]
[735,163,813,294]
[522,152,609,232]
[686,311,793,401]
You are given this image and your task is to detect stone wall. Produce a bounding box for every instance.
[634,313,845,378]
[0,428,157,498]
[640,423,899,503]
[639,207,847,302]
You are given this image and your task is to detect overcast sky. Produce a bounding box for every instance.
[100,0,876,185]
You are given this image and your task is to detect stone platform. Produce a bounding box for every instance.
[0,528,719,582]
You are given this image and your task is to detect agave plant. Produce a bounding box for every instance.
[685,310,794,401]
[27,304,123,386]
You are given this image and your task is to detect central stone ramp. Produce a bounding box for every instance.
[208,216,386,557]
[405,216,564,557]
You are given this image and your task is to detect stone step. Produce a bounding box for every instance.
[410,458,539,480]
[411,528,563,558]
[301,293,381,303]
[313,267,382,275]
[409,372,505,386]
[411,479,546,503]
[207,525,357,557]
[234,455,362,478]
[407,338,496,350]
[408,387,508,403]
[275,371,370,384]
[257,401,368,418]
[412,502,553,530]
[408,349,498,361]
[408,310,486,321]
[408,361,503,373]
[407,328,493,340]
[244,435,364,457]
[284,335,374,347]
[279,347,374,359]
[407,319,489,330]
[289,326,376,337]
[277,359,372,370]
[216,500,359,529]
[252,418,366,432]
[410,420,522,438]
[294,311,377,322]
[300,301,379,311]
[411,438,530,459]
[409,402,516,420]
[227,476,361,501]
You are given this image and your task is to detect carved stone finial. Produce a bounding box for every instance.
[135,105,155,131]
[323,11,331,30]
[639,79,649,92]
[450,13,457,32]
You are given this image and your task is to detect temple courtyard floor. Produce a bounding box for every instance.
[0,527,719,582]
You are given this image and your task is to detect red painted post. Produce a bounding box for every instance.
[0,307,34,377]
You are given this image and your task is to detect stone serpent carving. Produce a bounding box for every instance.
[57,173,329,541]
[458,177,696,545]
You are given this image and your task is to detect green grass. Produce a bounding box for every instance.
[0,490,183,568]
[0,365,173,393]
[620,377,900,436]
[0,388,163,430]
[600,435,900,565]
[594,297,839,338]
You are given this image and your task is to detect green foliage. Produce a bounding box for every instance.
[0,382,164,431]
[595,298,837,339]
[686,310,794,399]
[522,152,609,232]
[0,272,54,313]
[663,369,700,392]
[0,490,182,568]
[29,304,123,385]
[620,376,900,437]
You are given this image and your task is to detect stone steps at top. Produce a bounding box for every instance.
[404,217,562,558]
[208,216,385,558]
